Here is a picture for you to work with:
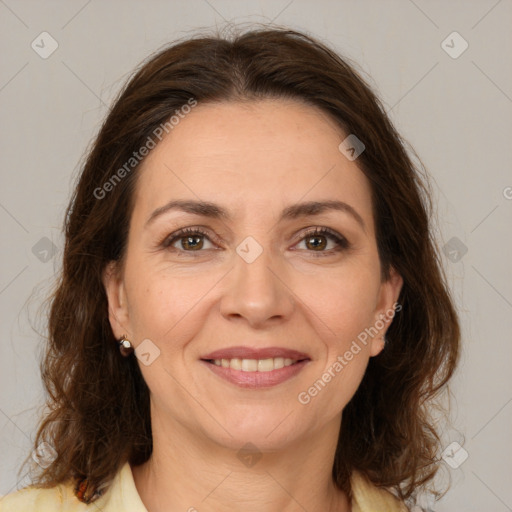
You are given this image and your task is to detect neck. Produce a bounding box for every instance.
[131,411,350,512]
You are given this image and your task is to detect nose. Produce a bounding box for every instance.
[219,245,294,328]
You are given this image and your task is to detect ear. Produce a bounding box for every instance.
[369,266,403,357]
[102,261,131,340]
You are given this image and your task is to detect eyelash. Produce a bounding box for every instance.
[161,226,349,257]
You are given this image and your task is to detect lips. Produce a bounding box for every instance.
[202,359,309,387]
[200,346,311,388]
[201,346,310,361]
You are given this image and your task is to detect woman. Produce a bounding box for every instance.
[0,26,459,511]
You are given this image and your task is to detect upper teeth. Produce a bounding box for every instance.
[212,358,297,372]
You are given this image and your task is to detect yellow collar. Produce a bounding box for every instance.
[350,470,409,512]
[0,462,409,511]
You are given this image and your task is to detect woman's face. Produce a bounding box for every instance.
[105,99,402,451]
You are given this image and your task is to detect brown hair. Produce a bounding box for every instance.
[21,25,459,505]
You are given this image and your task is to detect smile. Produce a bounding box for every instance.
[207,357,298,372]
[201,358,310,388]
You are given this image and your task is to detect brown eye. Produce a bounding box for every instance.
[163,228,215,253]
[295,227,349,255]
[179,234,204,251]
[305,234,328,251]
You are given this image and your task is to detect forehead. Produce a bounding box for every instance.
[133,99,373,229]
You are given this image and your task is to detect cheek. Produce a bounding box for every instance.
[124,260,215,343]
[296,261,381,341]
[300,293,375,416]
[292,258,380,406]
[318,268,381,409]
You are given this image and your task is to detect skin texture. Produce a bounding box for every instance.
[103,99,403,512]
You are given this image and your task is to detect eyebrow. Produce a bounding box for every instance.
[145,199,365,230]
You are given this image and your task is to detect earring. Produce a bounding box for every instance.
[118,335,134,357]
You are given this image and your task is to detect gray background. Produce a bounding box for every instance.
[1,1,511,510]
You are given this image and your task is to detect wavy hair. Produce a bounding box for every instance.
[21,25,460,504]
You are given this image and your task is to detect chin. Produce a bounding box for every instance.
[205,409,308,452]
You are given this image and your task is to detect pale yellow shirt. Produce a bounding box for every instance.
[0,462,408,511]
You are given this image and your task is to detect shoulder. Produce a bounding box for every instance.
[0,481,87,512]
[0,462,145,512]
[350,470,409,512]
[0,477,113,512]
